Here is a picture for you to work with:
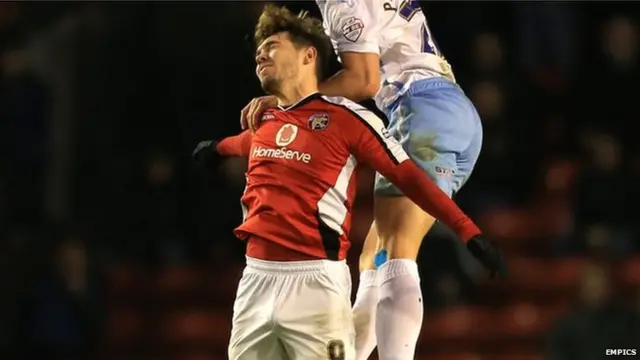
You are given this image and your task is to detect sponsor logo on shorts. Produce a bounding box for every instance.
[434,165,454,176]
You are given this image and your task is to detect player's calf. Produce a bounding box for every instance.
[352,269,378,360]
[371,197,436,360]
[353,224,380,359]
[376,258,423,360]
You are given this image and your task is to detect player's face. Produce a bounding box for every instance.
[255,32,301,94]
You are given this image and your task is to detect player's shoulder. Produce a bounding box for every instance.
[319,95,366,112]
[316,0,373,24]
[317,96,382,125]
[316,0,358,11]
[317,0,376,9]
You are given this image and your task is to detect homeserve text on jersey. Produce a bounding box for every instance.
[252,146,312,164]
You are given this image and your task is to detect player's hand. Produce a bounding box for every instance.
[240,95,278,132]
[466,235,507,279]
[192,140,221,170]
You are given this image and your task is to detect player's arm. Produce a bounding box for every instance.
[192,130,252,169]
[317,0,381,101]
[320,53,380,101]
[217,130,252,157]
[344,109,481,242]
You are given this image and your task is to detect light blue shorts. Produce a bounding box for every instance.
[373,77,483,268]
[375,77,483,197]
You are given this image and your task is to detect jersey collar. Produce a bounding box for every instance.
[278,92,322,111]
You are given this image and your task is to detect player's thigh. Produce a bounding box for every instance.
[375,86,479,197]
[455,115,483,191]
[229,338,287,360]
[359,223,379,272]
[373,86,481,261]
[278,264,356,360]
[228,270,285,360]
[373,195,436,260]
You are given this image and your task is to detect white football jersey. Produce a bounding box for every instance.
[316,0,455,110]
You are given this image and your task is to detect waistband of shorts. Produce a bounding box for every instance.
[245,256,346,275]
[405,76,461,96]
[385,76,462,113]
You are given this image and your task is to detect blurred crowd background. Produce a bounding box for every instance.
[1,2,639,360]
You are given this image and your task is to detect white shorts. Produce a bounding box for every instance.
[228,256,355,360]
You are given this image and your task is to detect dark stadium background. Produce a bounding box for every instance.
[1,2,639,360]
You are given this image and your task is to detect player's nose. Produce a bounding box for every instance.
[255,51,268,65]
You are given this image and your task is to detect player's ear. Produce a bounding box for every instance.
[303,46,317,65]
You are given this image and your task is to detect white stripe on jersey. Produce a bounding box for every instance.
[317,155,357,235]
[322,96,409,164]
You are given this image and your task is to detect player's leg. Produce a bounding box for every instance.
[454,113,483,197]
[228,263,287,360]
[277,260,356,360]
[359,223,379,272]
[373,78,482,360]
[352,224,380,360]
[372,196,438,360]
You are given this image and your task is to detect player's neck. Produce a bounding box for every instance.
[275,80,318,108]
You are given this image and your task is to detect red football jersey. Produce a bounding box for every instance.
[217,93,480,261]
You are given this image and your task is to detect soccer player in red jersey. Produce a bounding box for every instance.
[240,4,509,360]
[193,6,505,360]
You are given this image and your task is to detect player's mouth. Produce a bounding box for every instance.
[258,64,273,75]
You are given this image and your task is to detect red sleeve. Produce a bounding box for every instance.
[216,130,252,157]
[344,107,481,242]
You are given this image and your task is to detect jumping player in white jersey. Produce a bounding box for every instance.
[240,2,507,359]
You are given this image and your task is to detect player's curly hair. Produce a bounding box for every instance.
[254,5,332,81]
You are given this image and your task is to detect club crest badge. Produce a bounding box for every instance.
[342,17,364,43]
[308,113,330,131]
